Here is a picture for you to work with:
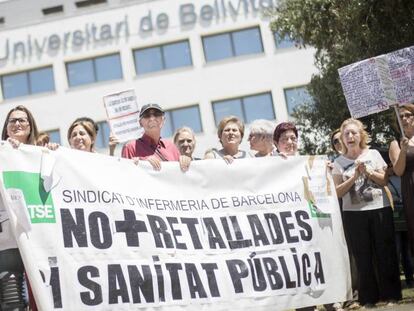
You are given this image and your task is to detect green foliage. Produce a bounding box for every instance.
[270,0,414,154]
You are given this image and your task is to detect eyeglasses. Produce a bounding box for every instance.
[141,111,163,119]
[8,118,29,125]
[400,112,413,119]
[280,136,297,143]
[333,138,341,145]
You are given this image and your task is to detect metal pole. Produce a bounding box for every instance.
[393,105,405,138]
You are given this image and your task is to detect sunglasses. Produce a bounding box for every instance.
[400,112,413,119]
[141,111,164,119]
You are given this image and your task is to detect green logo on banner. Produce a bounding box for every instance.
[3,171,56,224]
[308,201,331,219]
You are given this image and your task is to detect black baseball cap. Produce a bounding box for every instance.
[139,103,164,119]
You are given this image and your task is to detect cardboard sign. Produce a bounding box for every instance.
[339,46,414,118]
[103,90,142,143]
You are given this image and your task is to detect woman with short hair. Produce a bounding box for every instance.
[204,116,250,163]
[273,121,299,157]
[332,118,401,308]
[173,126,199,160]
[248,119,276,157]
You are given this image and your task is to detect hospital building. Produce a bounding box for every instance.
[0,0,316,156]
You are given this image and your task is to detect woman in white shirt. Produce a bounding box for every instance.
[332,118,401,308]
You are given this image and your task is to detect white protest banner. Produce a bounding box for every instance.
[0,144,351,311]
[338,45,414,118]
[103,89,142,143]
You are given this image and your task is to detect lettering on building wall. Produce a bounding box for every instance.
[0,16,130,62]
[0,0,276,63]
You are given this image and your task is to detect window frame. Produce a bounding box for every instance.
[45,129,61,145]
[273,32,296,50]
[66,53,123,87]
[202,26,264,62]
[95,120,111,149]
[283,85,313,117]
[133,39,193,75]
[162,104,203,138]
[0,65,55,100]
[212,92,275,126]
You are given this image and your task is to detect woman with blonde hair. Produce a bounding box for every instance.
[67,119,97,153]
[332,118,401,308]
[204,116,250,163]
[36,132,50,147]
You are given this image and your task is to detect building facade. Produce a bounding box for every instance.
[0,0,317,157]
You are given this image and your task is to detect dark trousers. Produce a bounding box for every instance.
[395,231,414,285]
[0,248,24,272]
[343,207,402,305]
[0,248,26,309]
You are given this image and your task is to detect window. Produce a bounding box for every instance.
[134,40,192,75]
[66,54,122,87]
[203,27,263,62]
[95,121,111,149]
[274,33,296,49]
[161,105,202,138]
[284,86,313,116]
[1,66,55,99]
[47,129,61,145]
[212,92,275,126]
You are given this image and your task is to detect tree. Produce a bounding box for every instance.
[270,0,414,154]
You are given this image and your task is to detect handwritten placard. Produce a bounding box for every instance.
[103,90,142,143]
[338,46,414,118]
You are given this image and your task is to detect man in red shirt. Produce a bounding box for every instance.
[122,103,190,171]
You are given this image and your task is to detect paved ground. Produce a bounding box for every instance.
[311,286,414,310]
[377,303,414,311]
[316,302,414,310]
[338,300,414,310]
[343,280,414,310]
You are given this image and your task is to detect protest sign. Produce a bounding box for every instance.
[103,89,142,143]
[0,145,351,310]
[338,45,414,118]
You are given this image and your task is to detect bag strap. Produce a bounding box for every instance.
[138,138,168,161]
[384,185,394,209]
